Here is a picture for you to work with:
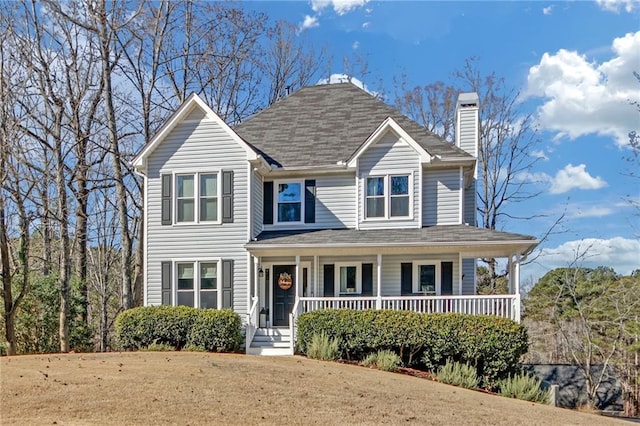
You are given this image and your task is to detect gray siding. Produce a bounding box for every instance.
[317,254,461,296]
[457,108,478,157]
[146,115,250,315]
[263,173,355,231]
[358,131,420,229]
[464,178,477,226]
[251,169,263,238]
[423,168,461,226]
[461,258,476,295]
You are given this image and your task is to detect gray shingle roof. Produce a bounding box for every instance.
[246,225,538,248]
[234,83,472,168]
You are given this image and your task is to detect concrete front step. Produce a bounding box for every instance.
[246,346,292,356]
[248,327,293,355]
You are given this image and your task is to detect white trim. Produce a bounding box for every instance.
[355,164,360,230]
[132,93,257,170]
[334,262,362,295]
[247,162,252,241]
[173,171,222,225]
[272,179,305,225]
[363,173,413,221]
[172,259,223,309]
[142,172,148,306]
[413,262,441,295]
[418,166,423,226]
[347,117,431,167]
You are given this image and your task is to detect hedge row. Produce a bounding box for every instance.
[115,306,242,352]
[296,310,528,385]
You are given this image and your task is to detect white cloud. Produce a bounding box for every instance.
[311,0,369,15]
[596,0,636,13]
[542,6,553,15]
[567,206,615,219]
[362,22,370,29]
[531,149,549,160]
[300,15,319,31]
[352,41,360,50]
[525,31,640,147]
[535,237,640,276]
[549,163,607,194]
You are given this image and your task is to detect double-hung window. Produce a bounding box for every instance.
[176,173,219,223]
[276,181,302,223]
[365,174,410,219]
[176,261,219,308]
[335,263,362,294]
[413,262,440,295]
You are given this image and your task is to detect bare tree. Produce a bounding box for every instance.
[263,20,327,105]
[394,58,550,287]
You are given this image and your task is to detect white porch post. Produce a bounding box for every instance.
[507,256,513,294]
[314,255,319,297]
[376,254,382,310]
[514,255,521,323]
[295,255,301,304]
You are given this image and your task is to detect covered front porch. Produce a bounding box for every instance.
[243,226,538,355]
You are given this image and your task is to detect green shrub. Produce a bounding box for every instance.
[140,341,176,352]
[498,372,551,404]
[0,341,6,356]
[115,306,241,353]
[297,310,527,385]
[436,360,479,389]
[186,309,242,352]
[306,332,340,361]
[362,350,401,372]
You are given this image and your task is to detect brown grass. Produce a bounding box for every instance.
[0,352,625,425]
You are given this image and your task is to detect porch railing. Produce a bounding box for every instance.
[245,296,259,353]
[299,294,519,322]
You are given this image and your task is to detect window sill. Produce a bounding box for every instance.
[362,216,414,222]
[172,221,223,226]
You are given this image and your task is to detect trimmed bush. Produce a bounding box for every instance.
[306,332,340,361]
[297,309,528,385]
[186,309,242,352]
[498,372,551,404]
[436,360,479,389]
[362,350,401,372]
[115,306,241,352]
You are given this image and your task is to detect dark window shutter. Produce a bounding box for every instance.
[441,262,453,295]
[362,263,373,296]
[263,181,273,225]
[323,264,335,297]
[222,171,234,223]
[221,259,234,308]
[161,174,172,225]
[401,262,413,295]
[304,179,316,223]
[161,261,172,305]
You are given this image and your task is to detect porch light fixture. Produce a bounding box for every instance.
[259,268,264,277]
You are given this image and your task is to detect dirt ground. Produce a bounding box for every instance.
[0,352,628,425]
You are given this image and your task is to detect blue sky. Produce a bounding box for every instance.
[246,0,640,284]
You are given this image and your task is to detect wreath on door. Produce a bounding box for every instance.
[278,272,292,290]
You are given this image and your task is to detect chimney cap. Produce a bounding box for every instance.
[457,92,479,107]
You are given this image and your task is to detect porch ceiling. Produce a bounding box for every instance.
[246,225,538,258]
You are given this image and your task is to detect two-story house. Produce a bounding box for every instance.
[132,83,538,355]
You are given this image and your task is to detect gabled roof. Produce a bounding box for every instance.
[234,83,472,169]
[132,93,258,171]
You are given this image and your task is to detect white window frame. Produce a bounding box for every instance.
[364,173,412,220]
[174,171,221,225]
[273,179,305,225]
[334,262,362,295]
[413,262,441,295]
[173,260,222,308]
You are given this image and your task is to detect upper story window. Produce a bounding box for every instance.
[176,173,219,223]
[277,181,302,223]
[365,174,410,219]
